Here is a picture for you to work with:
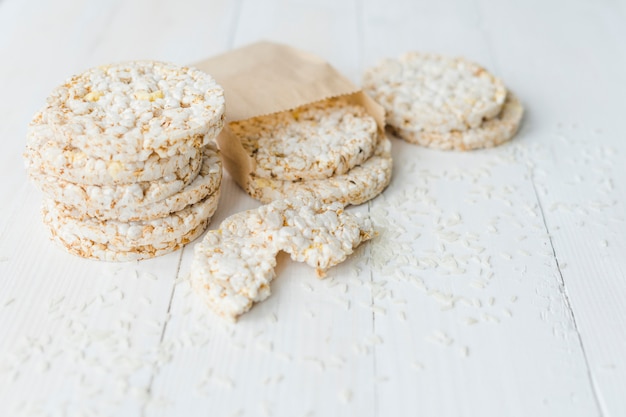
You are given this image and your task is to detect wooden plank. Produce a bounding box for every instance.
[232,0,362,81]
[0,0,625,416]
[475,1,626,415]
[146,181,377,417]
[364,139,600,417]
[146,1,379,416]
[0,0,239,415]
[0,186,183,416]
[359,0,603,415]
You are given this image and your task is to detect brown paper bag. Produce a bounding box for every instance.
[193,41,386,190]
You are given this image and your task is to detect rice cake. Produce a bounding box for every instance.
[390,92,524,150]
[191,193,374,320]
[43,188,219,249]
[47,218,211,262]
[272,196,375,274]
[24,135,203,186]
[363,52,507,136]
[29,149,203,213]
[191,234,277,320]
[43,188,220,260]
[52,144,222,221]
[27,61,225,162]
[246,134,392,206]
[231,97,378,181]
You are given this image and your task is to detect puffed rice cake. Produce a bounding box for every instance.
[24,61,226,261]
[48,218,211,262]
[191,233,277,321]
[246,134,392,206]
[24,135,203,186]
[231,97,378,181]
[43,188,220,261]
[390,92,523,150]
[29,150,203,214]
[26,61,225,163]
[191,193,374,320]
[363,52,522,150]
[51,144,222,222]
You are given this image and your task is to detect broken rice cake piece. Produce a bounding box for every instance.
[190,193,374,320]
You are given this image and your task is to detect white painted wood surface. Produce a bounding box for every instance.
[0,0,625,416]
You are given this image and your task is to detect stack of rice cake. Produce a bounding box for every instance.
[230,97,392,206]
[23,61,225,261]
[363,52,524,150]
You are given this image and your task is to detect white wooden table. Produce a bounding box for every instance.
[1,1,625,416]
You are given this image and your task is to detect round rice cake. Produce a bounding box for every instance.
[24,134,204,186]
[231,97,378,181]
[53,144,222,222]
[29,148,203,213]
[27,61,225,162]
[48,218,210,262]
[246,134,392,206]
[390,92,523,150]
[363,52,507,135]
[42,188,220,260]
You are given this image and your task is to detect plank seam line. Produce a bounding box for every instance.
[157,250,183,344]
[357,0,378,414]
[227,0,243,49]
[531,176,605,417]
[141,248,184,416]
[141,0,243,410]
[471,0,499,73]
[367,199,380,417]
[474,0,606,409]
[368,197,379,417]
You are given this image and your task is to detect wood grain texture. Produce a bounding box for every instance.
[0,0,624,416]
[476,1,626,415]
[147,2,378,417]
